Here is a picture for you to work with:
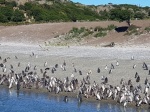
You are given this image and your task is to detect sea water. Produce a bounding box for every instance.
[0,87,149,112]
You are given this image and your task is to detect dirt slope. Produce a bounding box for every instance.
[0,20,150,47]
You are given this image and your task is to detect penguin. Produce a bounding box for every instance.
[97,67,100,73]
[64,96,68,102]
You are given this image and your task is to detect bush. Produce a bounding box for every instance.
[11,10,25,22]
[109,9,132,22]
[0,0,5,4]
[145,26,150,32]
[0,13,8,23]
[69,27,85,34]
[94,26,105,32]
[124,25,140,35]
[82,30,94,37]
[0,1,150,24]
[94,31,107,38]
[5,1,17,8]
[128,25,139,31]
[106,24,117,31]
[0,6,13,22]
[69,27,78,33]
[134,12,146,19]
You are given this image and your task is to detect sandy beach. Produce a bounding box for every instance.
[0,43,150,109]
[1,44,150,83]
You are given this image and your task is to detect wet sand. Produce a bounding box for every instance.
[0,44,150,109]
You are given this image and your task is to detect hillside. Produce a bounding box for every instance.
[6,0,69,5]
[0,1,150,23]
[0,20,150,47]
[0,1,150,47]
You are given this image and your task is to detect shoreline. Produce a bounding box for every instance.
[0,84,149,110]
[0,44,150,110]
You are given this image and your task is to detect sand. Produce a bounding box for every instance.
[0,43,150,109]
[0,44,150,87]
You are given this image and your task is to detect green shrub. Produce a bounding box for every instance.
[106,24,117,31]
[124,29,138,35]
[0,13,8,22]
[128,25,138,31]
[0,6,13,21]
[69,27,78,33]
[94,26,106,32]
[80,27,86,33]
[94,31,107,37]
[124,25,141,35]
[145,26,150,32]
[82,30,94,37]
[0,0,5,4]
[69,27,86,34]
[11,10,25,22]
[5,1,17,8]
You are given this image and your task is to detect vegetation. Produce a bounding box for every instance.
[46,24,117,46]
[134,12,146,19]
[94,31,107,38]
[82,29,94,37]
[124,25,141,35]
[93,25,116,38]
[64,24,116,41]
[94,26,105,32]
[109,9,132,22]
[0,0,5,4]
[69,27,86,35]
[11,9,25,22]
[145,26,150,32]
[0,1,25,23]
[107,24,117,31]
[0,1,150,23]
[18,2,101,22]
[98,4,150,25]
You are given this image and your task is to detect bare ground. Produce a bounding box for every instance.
[0,20,150,47]
[0,21,150,109]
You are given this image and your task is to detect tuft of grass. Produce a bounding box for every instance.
[94,31,107,38]
[62,24,116,42]
[124,29,138,35]
[106,24,117,31]
[94,26,106,32]
[124,25,140,35]
[69,27,85,34]
[82,30,94,37]
[145,26,150,32]
[127,25,139,31]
